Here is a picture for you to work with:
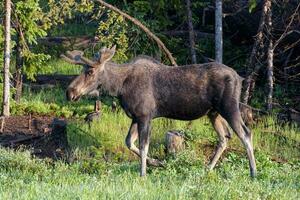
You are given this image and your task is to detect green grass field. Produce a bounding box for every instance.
[0,61,299,199]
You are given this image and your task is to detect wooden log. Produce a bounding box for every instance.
[9,135,42,147]
[39,36,99,48]
[165,130,185,154]
[24,74,77,86]
[239,103,254,126]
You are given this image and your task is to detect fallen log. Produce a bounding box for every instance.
[39,36,100,48]
[24,74,77,86]
[8,135,42,147]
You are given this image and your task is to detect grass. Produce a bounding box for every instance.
[42,59,83,75]
[0,146,299,199]
[0,60,299,199]
[1,96,300,199]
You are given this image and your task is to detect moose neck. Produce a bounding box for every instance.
[100,63,131,96]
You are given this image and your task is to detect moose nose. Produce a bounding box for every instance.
[66,88,77,101]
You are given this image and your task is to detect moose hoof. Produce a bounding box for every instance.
[147,158,165,167]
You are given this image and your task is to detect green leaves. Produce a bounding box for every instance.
[248,0,257,13]
[14,0,47,44]
[23,50,50,80]
[96,11,129,62]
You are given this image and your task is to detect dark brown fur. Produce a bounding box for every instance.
[65,46,257,177]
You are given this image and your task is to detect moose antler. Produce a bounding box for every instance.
[61,50,95,67]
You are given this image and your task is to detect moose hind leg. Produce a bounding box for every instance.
[125,121,163,167]
[223,109,257,177]
[137,117,151,176]
[208,112,229,170]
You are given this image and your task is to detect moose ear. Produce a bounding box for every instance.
[99,45,116,64]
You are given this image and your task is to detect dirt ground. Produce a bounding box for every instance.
[0,115,68,159]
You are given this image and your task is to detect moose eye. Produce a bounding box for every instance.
[86,69,94,76]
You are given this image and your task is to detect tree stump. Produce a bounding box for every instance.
[240,103,254,126]
[165,130,185,155]
[85,100,101,125]
[111,101,117,112]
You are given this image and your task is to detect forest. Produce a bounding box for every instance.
[0,0,299,199]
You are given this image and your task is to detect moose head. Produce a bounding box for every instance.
[62,46,116,101]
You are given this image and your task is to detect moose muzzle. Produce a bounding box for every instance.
[66,87,80,101]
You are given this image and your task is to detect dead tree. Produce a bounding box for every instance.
[242,1,300,106]
[2,0,11,116]
[241,0,269,104]
[185,0,197,64]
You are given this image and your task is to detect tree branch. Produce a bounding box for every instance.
[95,0,177,66]
[273,2,300,49]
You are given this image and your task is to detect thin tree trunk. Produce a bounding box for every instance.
[283,49,293,94]
[266,0,273,111]
[95,0,177,66]
[215,0,223,63]
[185,0,197,64]
[266,40,273,111]
[2,0,11,116]
[14,34,23,103]
[241,0,269,104]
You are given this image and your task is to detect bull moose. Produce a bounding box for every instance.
[62,46,257,177]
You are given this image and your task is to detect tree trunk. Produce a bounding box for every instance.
[185,0,197,64]
[283,49,293,94]
[14,35,23,103]
[266,40,274,111]
[266,0,273,111]
[241,0,269,104]
[215,0,223,63]
[2,0,11,116]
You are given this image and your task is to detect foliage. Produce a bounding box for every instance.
[1,0,96,80]
[96,10,129,62]
[248,0,258,13]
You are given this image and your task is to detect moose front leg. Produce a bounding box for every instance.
[125,120,163,167]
